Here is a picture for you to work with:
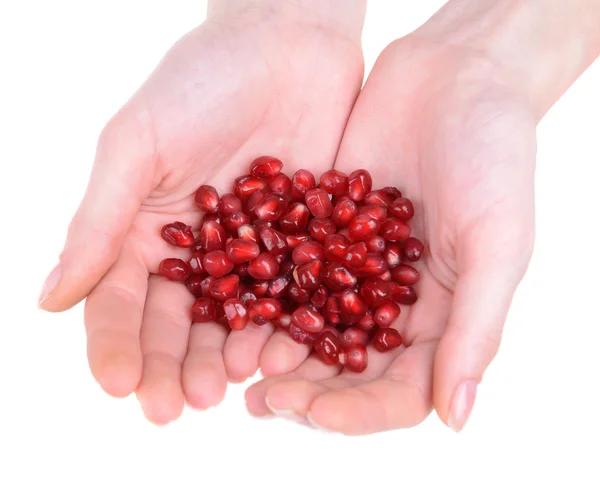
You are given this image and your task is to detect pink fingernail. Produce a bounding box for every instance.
[38,263,62,307]
[448,380,478,432]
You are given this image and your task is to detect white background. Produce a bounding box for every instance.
[1,1,599,489]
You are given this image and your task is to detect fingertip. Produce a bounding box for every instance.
[137,376,185,426]
[182,359,228,410]
[94,353,142,398]
[259,339,309,377]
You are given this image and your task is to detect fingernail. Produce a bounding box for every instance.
[38,263,62,307]
[265,397,306,424]
[307,412,336,434]
[448,380,478,432]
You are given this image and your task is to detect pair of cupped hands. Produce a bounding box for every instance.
[39,4,536,434]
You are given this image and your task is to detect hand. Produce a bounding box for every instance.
[38,0,365,424]
[245,34,536,434]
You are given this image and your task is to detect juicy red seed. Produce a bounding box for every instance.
[185,275,205,297]
[275,252,290,266]
[202,251,234,278]
[308,218,337,243]
[161,221,194,247]
[356,311,377,333]
[240,290,258,307]
[357,253,389,277]
[377,270,392,281]
[292,306,325,333]
[348,214,380,242]
[391,284,418,305]
[267,274,292,298]
[247,253,280,280]
[210,274,240,301]
[311,285,328,308]
[288,324,317,345]
[280,260,296,275]
[279,202,310,234]
[269,173,293,198]
[200,276,215,297]
[382,186,402,199]
[223,299,249,330]
[339,289,368,324]
[320,169,349,196]
[200,213,221,227]
[250,156,283,178]
[372,327,403,352]
[374,300,401,327]
[292,240,325,265]
[339,327,369,348]
[293,259,324,291]
[234,263,249,277]
[364,190,394,208]
[234,175,269,201]
[380,218,411,241]
[390,197,414,221]
[391,264,420,285]
[338,228,351,241]
[383,243,403,268]
[323,296,342,325]
[348,169,373,201]
[254,193,288,221]
[253,219,277,231]
[342,345,368,373]
[291,169,316,200]
[404,237,424,261]
[191,298,217,323]
[324,234,350,262]
[222,211,252,234]
[305,188,334,219]
[237,224,258,243]
[159,258,191,281]
[331,197,359,228]
[194,185,219,213]
[313,331,341,365]
[272,312,293,330]
[324,262,357,291]
[359,204,387,223]
[360,277,391,306]
[218,193,243,215]
[199,221,226,252]
[344,241,368,268]
[365,235,386,253]
[286,233,311,249]
[247,190,266,214]
[288,282,311,303]
[188,252,206,275]
[226,238,260,264]
[260,227,288,255]
[248,298,282,325]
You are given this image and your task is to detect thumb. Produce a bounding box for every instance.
[433,217,534,432]
[38,101,156,312]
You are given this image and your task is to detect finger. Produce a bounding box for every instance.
[223,323,275,382]
[182,321,229,411]
[136,275,194,425]
[258,330,312,377]
[84,249,147,398]
[39,99,156,312]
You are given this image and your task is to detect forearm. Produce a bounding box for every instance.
[416,0,600,119]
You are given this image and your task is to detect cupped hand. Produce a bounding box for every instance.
[246,35,536,434]
[39,4,364,424]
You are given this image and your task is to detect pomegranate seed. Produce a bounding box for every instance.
[210,274,240,301]
[320,169,348,196]
[288,324,317,345]
[234,262,250,278]
[311,285,328,308]
[288,281,311,303]
[391,264,420,285]
[191,298,217,323]
[218,193,243,215]
[200,276,215,297]
[359,204,387,223]
[161,221,194,247]
[225,238,260,264]
[338,228,351,241]
[250,156,283,178]
[222,211,251,234]
[344,241,368,268]
[185,275,205,297]
[323,296,342,325]
[291,169,316,200]
[339,327,369,348]
[223,299,249,330]
[341,345,368,373]
[382,187,401,199]
[195,185,219,213]
[365,235,386,253]
[188,252,206,275]
[383,243,403,268]
[240,290,258,307]
[202,250,234,278]
[324,234,350,262]
[267,274,292,298]
[269,173,293,198]
[373,300,401,327]
[377,270,392,281]
[372,327,403,352]
[279,202,310,234]
[248,298,282,325]
[254,193,288,221]
[348,214,380,242]
[313,331,341,365]
[391,284,418,305]
[360,277,391,306]
[364,190,394,208]
[253,219,277,231]
[380,218,411,241]
[292,240,325,265]
[286,233,311,249]
[339,289,368,324]
[280,260,296,275]
[272,312,293,330]
[199,220,226,252]
[357,253,389,277]
[324,262,357,291]
[347,169,372,201]
[237,224,258,243]
[292,306,325,333]
[404,237,424,261]
[247,189,266,214]
[248,253,280,280]
[158,258,191,281]
[234,175,269,202]
[390,197,414,221]
[293,259,324,290]
[305,188,333,219]
[308,218,337,242]
[199,213,221,227]
[356,311,377,333]
[260,227,288,255]
[331,197,358,228]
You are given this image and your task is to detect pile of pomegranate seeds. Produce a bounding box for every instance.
[158,156,423,373]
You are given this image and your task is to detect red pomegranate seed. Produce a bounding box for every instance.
[323,296,342,325]
[225,238,260,264]
[382,186,402,199]
[202,251,234,278]
[200,276,215,297]
[339,327,369,348]
[269,173,293,198]
[320,169,348,196]
[308,218,337,242]
[377,270,392,281]
[293,259,324,290]
[391,284,418,305]
[305,188,333,219]
[404,237,424,261]
[260,227,288,255]
[199,213,221,227]
[383,243,403,268]
[292,306,325,333]
[234,175,269,202]
[237,224,258,243]
[288,324,317,345]
[250,156,283,178]
[191,298,217,323]
[279,202,310,234]
[248,298,282,325]
[365,235,386,253]
[240,290,258,307]
[360,277,391,306]
[331,197,358,228]
[161,221,194,247]
[254,193,288,221]
[194,185,219,213]
[253,219,277,231]
[313,331,341,365]
[280,260,296,275]
[267,274,292,298]
[210,274,240,301]
[356,311,377,333]
[188,252,206,275]
[234,262,249,278]
[347,169,373,201]
[288,281,311,303]
[324,234,350,262]
[390,197,414,221]
[344,241,368,268]
[291,169,316,200]
[286,233,311,249]
[248,253,280,280]
[272,312,293,330]
[391,264,420,285]
[222,211,251,234]
[311,285,328,308]
[159,258,191,281]
[380,218,411,241]
[364,190,394,208]
[372,327,403,352]
[199,221,226,252]
[292,240,325,265]
[339,289,368,324]
[223,299,249,330]
[185,275,204,297]
[348,214,380,242]
[324,262,357,291]
[373,300,401,327]
[357,253,389,277]
[218,193,243,215]
[341,345,368,373]
[359,204,387,223]
[247,189,266,214]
